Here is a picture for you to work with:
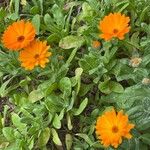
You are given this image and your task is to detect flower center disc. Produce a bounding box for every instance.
[17,36,25,42]
[34,54,40,59]
[113,29,118,34]
[112,126,119,133]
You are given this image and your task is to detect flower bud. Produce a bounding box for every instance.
[92,40,101,48]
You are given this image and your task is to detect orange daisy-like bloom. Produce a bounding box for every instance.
[19,40,52,70]
[2,20,36,51]
[95,109,134,148]
[99,13,130,41]
[92,40,101,48]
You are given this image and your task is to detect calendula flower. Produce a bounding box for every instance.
[130,57,142,67]
[99,13,130,41]
[2,20,36,51]
[95,109,134,148]
[92,40,101,48]
[19,40,52,70]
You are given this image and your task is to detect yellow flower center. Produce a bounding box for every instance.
[112,126,119,133]
[34,54,40,59]
[17,36,25,42]
[113,29,118,34]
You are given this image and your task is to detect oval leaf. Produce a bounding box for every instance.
[37,127,51,147]
[51,128,62,146]
[74,98,88,116]
[59,35,84,49]
[28,89,44,103]
[59,77,72,96]
[65,134,73,150]
[52,114,61,129]
[32,14,40,35]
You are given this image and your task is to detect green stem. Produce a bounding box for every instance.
[9,0,13,13]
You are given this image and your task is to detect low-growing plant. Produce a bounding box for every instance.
[0,0,150,150]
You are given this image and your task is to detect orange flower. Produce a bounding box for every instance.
[2,20,36,51]
[99,13,130,41]
[92,40,101,48]
[19,40,52,70]
[95,109,134,148]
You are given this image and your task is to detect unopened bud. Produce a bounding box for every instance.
[92,40,101,48]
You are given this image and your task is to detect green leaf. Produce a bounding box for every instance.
[51,4,64,26]
[74,98,88,116]
[14,0,20,16]
[67,91,76,112]
[140,6,150,22]
[66,48,78,65]
[140,134,150,145]
[75,68,83,78]
[134,98,150,130]
[65,134,73,150]
[75,133,93,146]
[78,2,94,21]
[79,52,101,74]
[45,82,58,96]
[28,89,44,103]
[98,80,111,94]
[44,13,52,26]
[51,128,62,146]
[7,13,18,20]
[0,114,3,128]
[52,114,61,129]
[19,76,31,87]
[59,109,65,120]
[47,33,60,43]
[79,83,93,96]
[67,113,73,130]
[59,77,72,97]
[0,8,6,21]
[118,2,129,13]
[77,25,89,36]
[32,14,40,35]
[2,127,14,141]
[99,80,124,94]
[131,32,139,46]
[101,86,150,109]
[30,6,39,14]
[110,81,124,93]
[45,95,64,113]
[37,128,51,147]
[59,35,85,49]
[39,0,43,15]
[11,113,26,132]
[72,68,83,94]
[28,137,34,150]
[0,78,12,97]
